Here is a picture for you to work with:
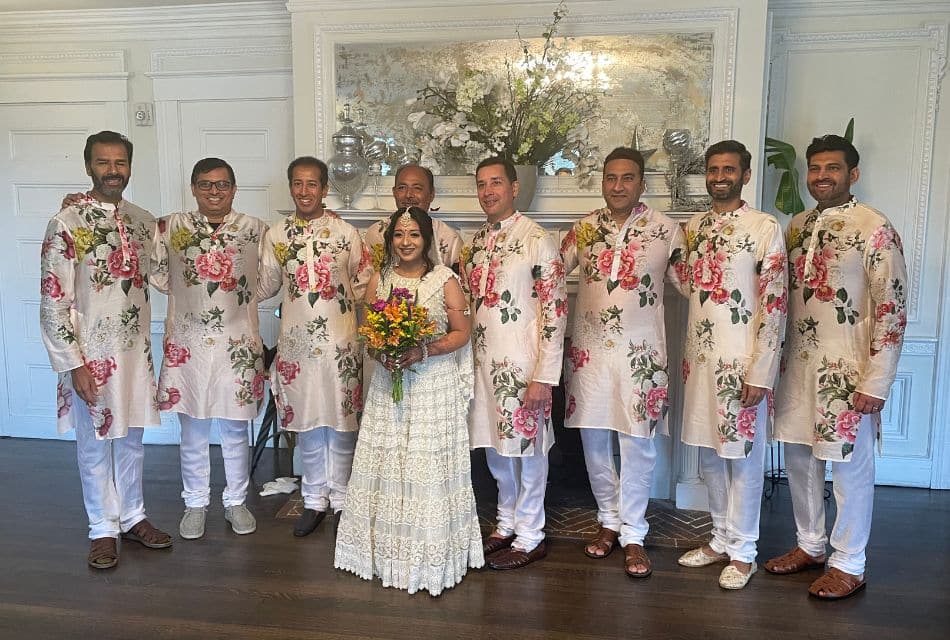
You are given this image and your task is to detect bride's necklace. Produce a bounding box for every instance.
[394,264,426,279]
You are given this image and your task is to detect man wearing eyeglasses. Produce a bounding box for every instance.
[149,158,269,540]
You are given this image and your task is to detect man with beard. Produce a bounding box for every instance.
[258,156,373,537]
[673,140,787,589]
[151,158,268,540]
[765,135,907,600]
[363,164,462,270]
[560,147,686,578]
[460,157,567,570]
[40,131,172,569]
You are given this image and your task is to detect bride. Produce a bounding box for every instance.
[334,206,484,596]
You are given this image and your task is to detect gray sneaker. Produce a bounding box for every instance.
[224,504,257,535]
[179,507,207,540]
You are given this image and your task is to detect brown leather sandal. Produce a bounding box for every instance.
[808,567,866,600]
[584,527,619,559]
[483,533,516,557]
[121,519,173,549]
[764,547,825,575]
[88,537,118,569]
[623,543,652,578]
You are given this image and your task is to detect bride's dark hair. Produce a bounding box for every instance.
[383,206,436,276]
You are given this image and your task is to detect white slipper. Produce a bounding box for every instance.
[678,547,729,567]
[719,563,758,589]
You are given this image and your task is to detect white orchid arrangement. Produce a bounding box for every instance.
[406,2,603,183]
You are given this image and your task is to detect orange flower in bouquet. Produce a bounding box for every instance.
[359,286,436,402]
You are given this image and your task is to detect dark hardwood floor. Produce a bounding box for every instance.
[0,438,947,640]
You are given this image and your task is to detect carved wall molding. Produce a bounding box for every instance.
[150,45,292,73]
[769,0,950,17]
[770,23,948,322]
[0,49,126,70]
[0,1,289,43]
[310,8,739,191]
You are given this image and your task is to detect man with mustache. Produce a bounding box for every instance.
[460,157,567,570]
[40,130,172,570]
[560,147,686,578]
[362,164,462,270]
[766,135,907,600]
[151,158,268,540]
[673,140,787,589]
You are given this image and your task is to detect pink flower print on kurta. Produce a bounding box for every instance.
[627,340,669,432]
[163,340,191,368]
[735,406,757,441]
[835,410,861,443]
[469,259,501,309]
[106,245,140,281]
[512,406,540,439]
[813,356,861,458]
[41,273,65,300]
[276,356,301,385]
[194,248,235,283]
[158,387,181,410]
[85,357,117,387]
[57,381,72,418]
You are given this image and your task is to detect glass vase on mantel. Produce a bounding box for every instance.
[327,105,369,210]
[513,164,539,212]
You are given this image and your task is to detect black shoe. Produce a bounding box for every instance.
[333,510,342,537]
[293,508,326,537]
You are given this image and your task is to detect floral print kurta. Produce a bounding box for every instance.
[676,203,787,458]
[460,212,567,457]
[258,212,373,433]
[152,210,268,420]
[364,216,463,270]
[40,197,159,439]
[774,199,907,462]
[560,205,686,438]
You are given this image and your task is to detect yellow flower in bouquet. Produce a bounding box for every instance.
[358,286,436,403]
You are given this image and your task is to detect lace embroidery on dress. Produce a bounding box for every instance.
[335,264,483,595]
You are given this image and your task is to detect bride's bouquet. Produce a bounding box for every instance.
[359,287,437,403]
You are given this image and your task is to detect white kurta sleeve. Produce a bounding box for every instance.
[858,223,908,399]
[530,233,568,385]
[39,216,83,373]
[746,218,788,389]
[559,222,580,275]
[257,226,284,302]
[150,216,170,295]
[348,228,373,303]
[665,222,688,292]
[443,226,463,268]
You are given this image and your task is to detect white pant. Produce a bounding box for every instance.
[297,427,357,512]
[784,415,876,576]
[178,414,251,509]
[75,424,147,540]
[485,447,549,552]
[700,401,767,563]
[581,428,656,546]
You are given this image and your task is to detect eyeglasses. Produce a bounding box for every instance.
[195,180,233,191]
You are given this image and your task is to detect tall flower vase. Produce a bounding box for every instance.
[513,164,539,213]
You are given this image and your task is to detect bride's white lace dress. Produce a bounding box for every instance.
[334,265,484,595]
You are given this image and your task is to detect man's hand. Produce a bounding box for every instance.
[61,193,87,209]
[523,381,552,413]
[71,365,99,405]
[853,392,885,415]
[740,383,766,408]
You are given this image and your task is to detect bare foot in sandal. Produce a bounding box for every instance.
[623,543,652,578]
[584,527,618,559]
[87,537,118,569]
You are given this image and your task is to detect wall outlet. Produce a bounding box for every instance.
[133,102,153,126]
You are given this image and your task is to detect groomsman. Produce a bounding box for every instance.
[41,131,171,569]
[560,147,685,577]
[363,163,462,270]
[673,140,787,589]
[460,157,567,570]
[151,157,268,539]
[766,135,907,600]
[258,156,373,536]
